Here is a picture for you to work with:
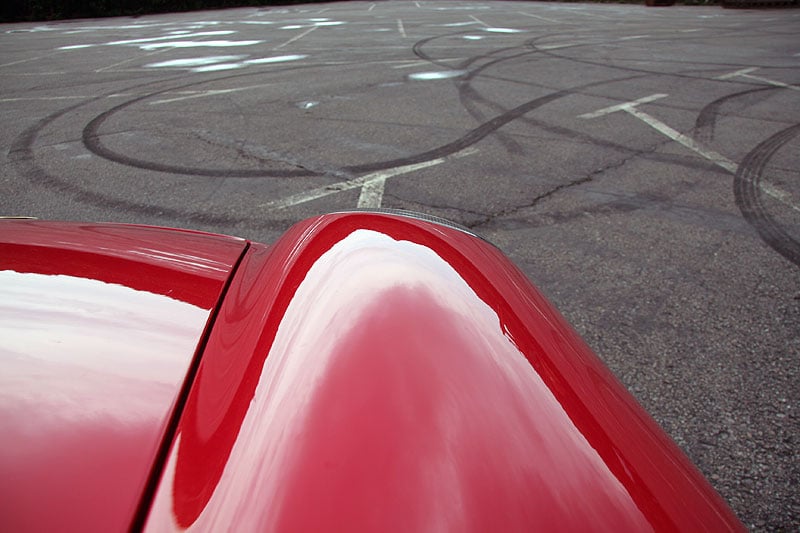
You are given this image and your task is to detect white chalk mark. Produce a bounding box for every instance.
[275,26,317,49]
[147,55,247,68]
[398,19,407,38]
[392,58,463,69]
[409,70,467,81]
[538,41,595,50]
[245,54,307,64]
[515,12,559,23]
[581,94,800,213]
[414,1,422,8]
[483,27,524,34]
[439,22,480,27]
[192,63,246,72]
[469,15,490,27]
[578,94,668,119]
[258,148,478,211]
[368,3,376,11]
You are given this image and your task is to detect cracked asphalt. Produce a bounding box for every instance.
[1,1,799,529]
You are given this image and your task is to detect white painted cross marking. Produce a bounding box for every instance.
[257,148,478,212]
[397,19,407,38]
[580,94,800,213]
[717,67,800,91]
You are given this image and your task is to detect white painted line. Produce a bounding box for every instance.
[368,3,376,11]
[414,1,422,8]
[742,73,800,91]
[105,30,235,46]
[620,35,649,40]
[578,93,668,119]
[469,15,489,27]
[0,95,90,102]
[581,94,800,213]
[258,148,478,211]
[515,11,559,23]
[149,88,241,105]
[397,19,407,38]
[625,106,739,174]
[274,26,317,50]
[0,56,50,68]
[538,42,592,50]
[96,48,169,72]
[148,83,275,104]
[716,67,758,80]
[357,177,388,208]
[717,67,799,91]
[391,58,463,69]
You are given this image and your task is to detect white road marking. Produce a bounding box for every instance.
[0,95,96,102]
[274,26,317,50]
[140,40,263,50]
[148,83,275,104]
[391,58,463,69]
[578,93,668,119]
[624,105,739,174]
[398,19,407,38]
[580,94,800,212]
[0,56,51,68]
[538,41,599,50]
[717,67,799,91]
[149,88,244,104]
[105,31,235,46]
[357,177,388,208]
[469,15,490,27]
[515,12,560,23]
[716,67,759,80]
[96,48,169,72]
[258,148,478,211]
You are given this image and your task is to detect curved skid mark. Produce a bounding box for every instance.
[734,124,800,267]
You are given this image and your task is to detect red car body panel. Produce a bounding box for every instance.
[0,221,247,533]
[137,212,743,532]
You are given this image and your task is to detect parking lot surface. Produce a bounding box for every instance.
[1,1,798,529]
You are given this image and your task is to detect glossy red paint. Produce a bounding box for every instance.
[144,212,744,532]
[0,220,247,533]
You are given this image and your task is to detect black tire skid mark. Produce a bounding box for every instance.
[411,31,536,154]
[734,123,800,267]
[693,87,774,144]
[6,79,241,225]
[81,55,630,178]
[13,64,618,223]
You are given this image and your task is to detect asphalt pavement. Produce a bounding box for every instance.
[1,1,798,529]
